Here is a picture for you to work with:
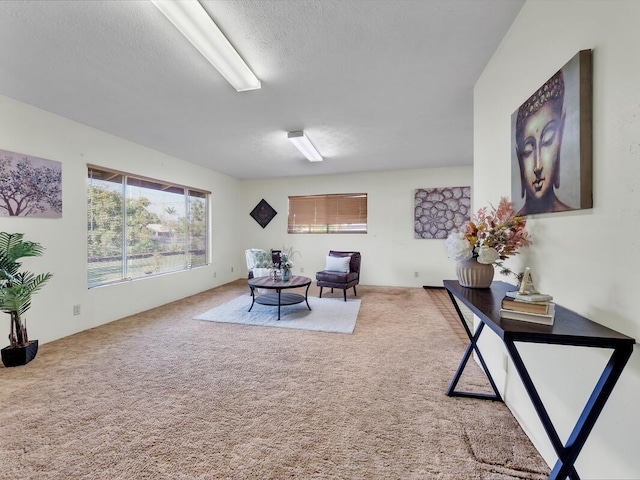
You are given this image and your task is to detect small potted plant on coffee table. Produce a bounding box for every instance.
[0,232,53,367]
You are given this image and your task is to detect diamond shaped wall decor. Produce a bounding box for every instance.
[250,199,277,228]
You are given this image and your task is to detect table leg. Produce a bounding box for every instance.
[506,340,633,480]
[504,340,578,479]
[445,290,502,401]
[277,288,281,320]
[304,283,311,311]
[553,345,633,479]
[507,338,632,480]
[248,286,256,312]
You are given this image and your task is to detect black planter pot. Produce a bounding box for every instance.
[1,340,38,367]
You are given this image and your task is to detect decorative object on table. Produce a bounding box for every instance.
[502,288,556,325]
[455,258,495,289]
[249,199,277,228]
[517,267,538,294]
[499,304,556,326]
[504,290,553,302]
[511,49,592,217]
[501,297,552,315]
[0,232,53,367]
[0,148,63,218]
[445,197,531,288]
[414,186,470,239]
[501,287,555,324]
[277,246,299,282]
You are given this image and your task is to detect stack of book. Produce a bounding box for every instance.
[499,291,555,325]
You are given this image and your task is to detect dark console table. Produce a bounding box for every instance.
[443,280,635,480]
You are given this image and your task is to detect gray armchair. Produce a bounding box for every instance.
[316,251,361,301]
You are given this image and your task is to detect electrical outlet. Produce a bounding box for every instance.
[73,304,81,316]
[414,271,419,277]
[213,271,216,278]
[300,267,304,273]
[231,267,234,273]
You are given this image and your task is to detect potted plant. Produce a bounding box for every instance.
[277,246,300,281]
[0,232,53,367]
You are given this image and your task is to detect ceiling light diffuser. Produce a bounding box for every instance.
[151,0,261,92]
[287,131,323,162]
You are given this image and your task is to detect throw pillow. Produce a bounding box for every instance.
[252,268,272,278]
[251,249,273,268]
[325,255,350,273]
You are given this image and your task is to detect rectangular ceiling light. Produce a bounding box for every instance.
[288,131,323,162]
[151,0,261,92]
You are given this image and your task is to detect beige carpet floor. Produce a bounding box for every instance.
[0,280,549,479]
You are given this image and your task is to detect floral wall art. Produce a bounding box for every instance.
[414,186,470,239]
[0,148,62,218]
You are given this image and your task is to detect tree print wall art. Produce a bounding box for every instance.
[414,186,470,239]
[0,148,62,218]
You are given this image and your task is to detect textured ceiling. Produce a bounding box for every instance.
[0,0,523,179]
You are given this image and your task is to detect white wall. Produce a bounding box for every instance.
[474,1,640,477]
[237,167,472,288]
[0,95,240,344]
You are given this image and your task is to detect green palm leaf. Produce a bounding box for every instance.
[0,232,52,319]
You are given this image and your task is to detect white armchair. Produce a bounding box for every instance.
[245,249,281,279]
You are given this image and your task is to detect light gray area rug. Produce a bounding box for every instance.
[194,294,361,334]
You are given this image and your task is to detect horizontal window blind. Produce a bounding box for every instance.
[288,193,367,234]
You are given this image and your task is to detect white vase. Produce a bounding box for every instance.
[456,259,494,288]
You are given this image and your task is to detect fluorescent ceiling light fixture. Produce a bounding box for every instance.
[288,131,323,162]
[151,0,260,92]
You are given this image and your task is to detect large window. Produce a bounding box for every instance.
[288,193,367,234]
[87,166,209,287]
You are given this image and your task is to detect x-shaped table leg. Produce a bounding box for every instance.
[445,290,502,401]
[505,340,633,480]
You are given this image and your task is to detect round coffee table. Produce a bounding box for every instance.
[247,275,312,320]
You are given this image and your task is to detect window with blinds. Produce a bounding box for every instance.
[87,166,209,287]
[288,193,367,234]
